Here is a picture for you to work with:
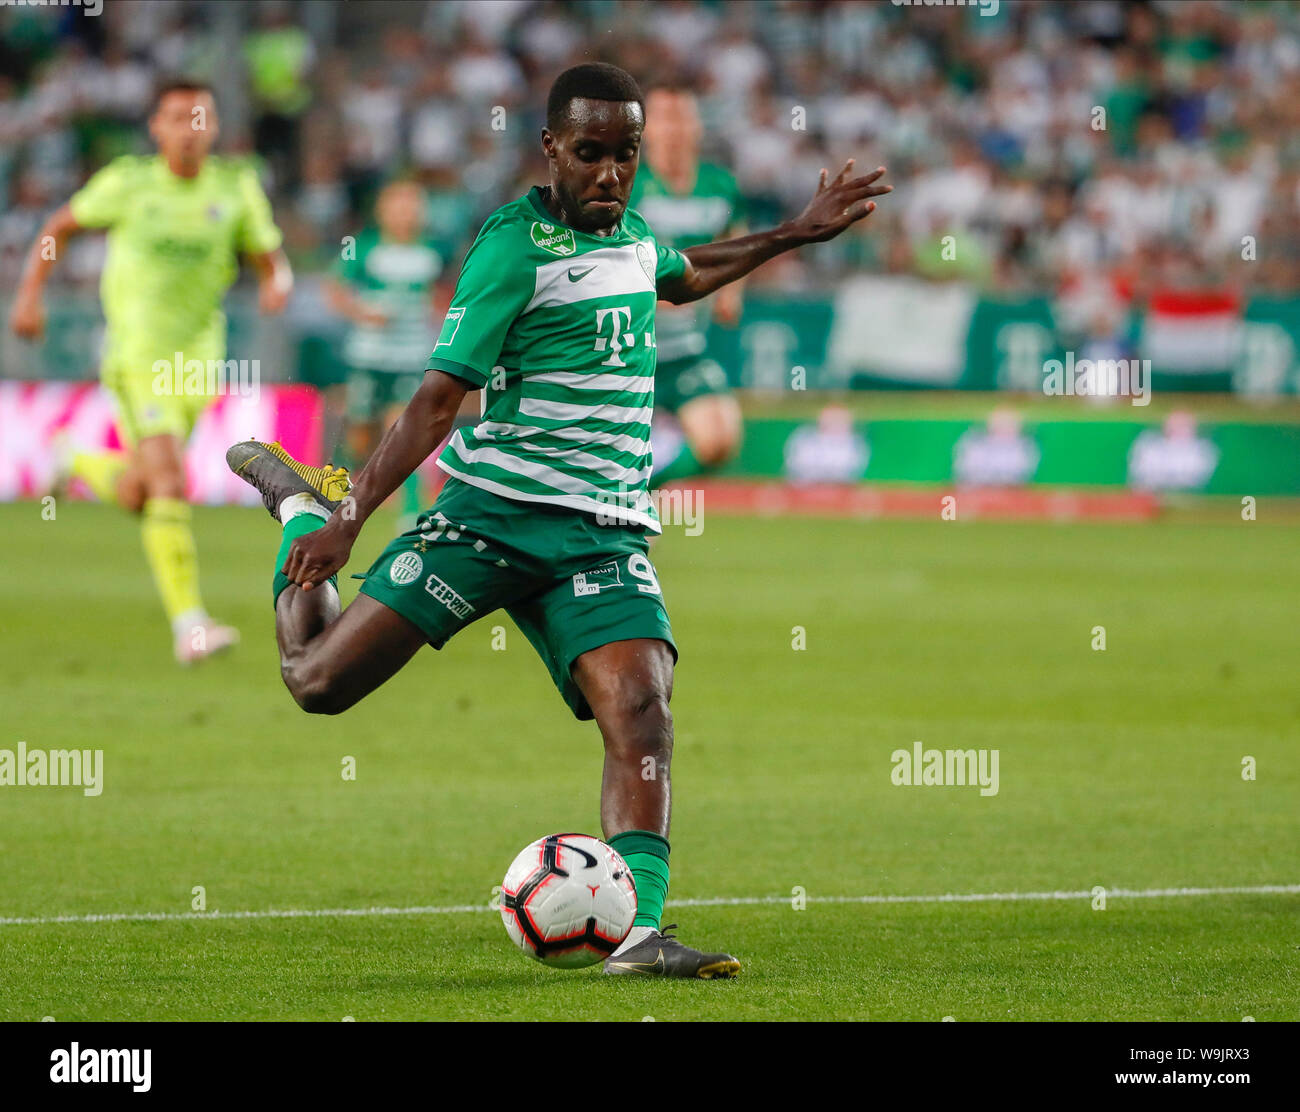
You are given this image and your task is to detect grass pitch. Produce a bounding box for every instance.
[0,500,1296,1020]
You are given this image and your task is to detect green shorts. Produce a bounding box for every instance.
[359,477,676,720]
[345,368,425,423]
[655,355,730,415]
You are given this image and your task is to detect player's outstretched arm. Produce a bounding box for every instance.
[9,203,83,340]
[283,370,469,590]
[657,161,891,306]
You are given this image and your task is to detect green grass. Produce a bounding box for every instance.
[0,502,1297,1020]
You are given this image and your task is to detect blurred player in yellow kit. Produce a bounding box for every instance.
[9,81,293,664]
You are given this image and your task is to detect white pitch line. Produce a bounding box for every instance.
[0,883,1296,928]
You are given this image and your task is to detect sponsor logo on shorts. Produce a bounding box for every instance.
[572,561,623,597]
[425,573,474,619]
[389,551,423,586]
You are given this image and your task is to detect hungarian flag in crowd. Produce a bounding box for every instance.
[1139,289,1242,374]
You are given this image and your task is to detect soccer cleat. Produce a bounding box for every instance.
[603,924,741,979]
[174,619,239,665]
[225,440,351,522]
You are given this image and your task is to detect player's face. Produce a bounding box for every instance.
[377,183,426,241]
[150,90,218,173]
[542,98,644,233]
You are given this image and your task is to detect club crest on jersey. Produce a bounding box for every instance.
[531,221,576,257]
[573,561,623,597]
[389,551,423,586]
[636,240,657,282]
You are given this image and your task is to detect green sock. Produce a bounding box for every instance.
[272,511,336,606]
[608,829,670,929]
[651,441,702,486]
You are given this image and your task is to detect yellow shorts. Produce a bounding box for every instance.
[102,362,218,446]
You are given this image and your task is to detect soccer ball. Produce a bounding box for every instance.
[499,833,638,968]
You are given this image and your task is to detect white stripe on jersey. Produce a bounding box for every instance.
[436,457,660,530]
[518,395,653,427]
[527,369,654,394]
[474,420,652,460]
[445,441,641,496]
[516,440,651,484]
[524,244,655,313]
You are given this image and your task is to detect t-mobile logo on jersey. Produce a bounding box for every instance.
[593,306,635,367]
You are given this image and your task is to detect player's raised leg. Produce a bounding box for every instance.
[573,638,740,979]
[226,439,427,714]
[275,591,426,715]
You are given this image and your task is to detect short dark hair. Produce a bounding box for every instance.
[152,78,214,113]
[545,63,644,132]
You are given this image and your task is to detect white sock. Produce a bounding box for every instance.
[279,492,329,524]
[611,925,658,956]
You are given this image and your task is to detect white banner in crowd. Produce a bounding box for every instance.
[828,275,977,385]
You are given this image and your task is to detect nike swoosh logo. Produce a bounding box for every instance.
[567,266,597,282]
[607,949,665,974]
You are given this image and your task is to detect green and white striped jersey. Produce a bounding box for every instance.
[334,230,450,373]
[426,187,688,532]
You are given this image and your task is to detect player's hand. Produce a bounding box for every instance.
[282,517,355,592]
[358,307,390,328]
[789,160,891,244]
[9,294,46,341]
[259,279,291,316]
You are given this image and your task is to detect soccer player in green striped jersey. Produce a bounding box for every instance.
[227,64,891,977]
[10,80,293,665]
[632,86,746,484]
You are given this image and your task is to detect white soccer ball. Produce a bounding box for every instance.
[499,833,638,968]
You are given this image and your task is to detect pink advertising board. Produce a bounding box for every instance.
[0,381,324,505]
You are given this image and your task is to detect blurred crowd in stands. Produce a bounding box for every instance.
[2,0,1297,317]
